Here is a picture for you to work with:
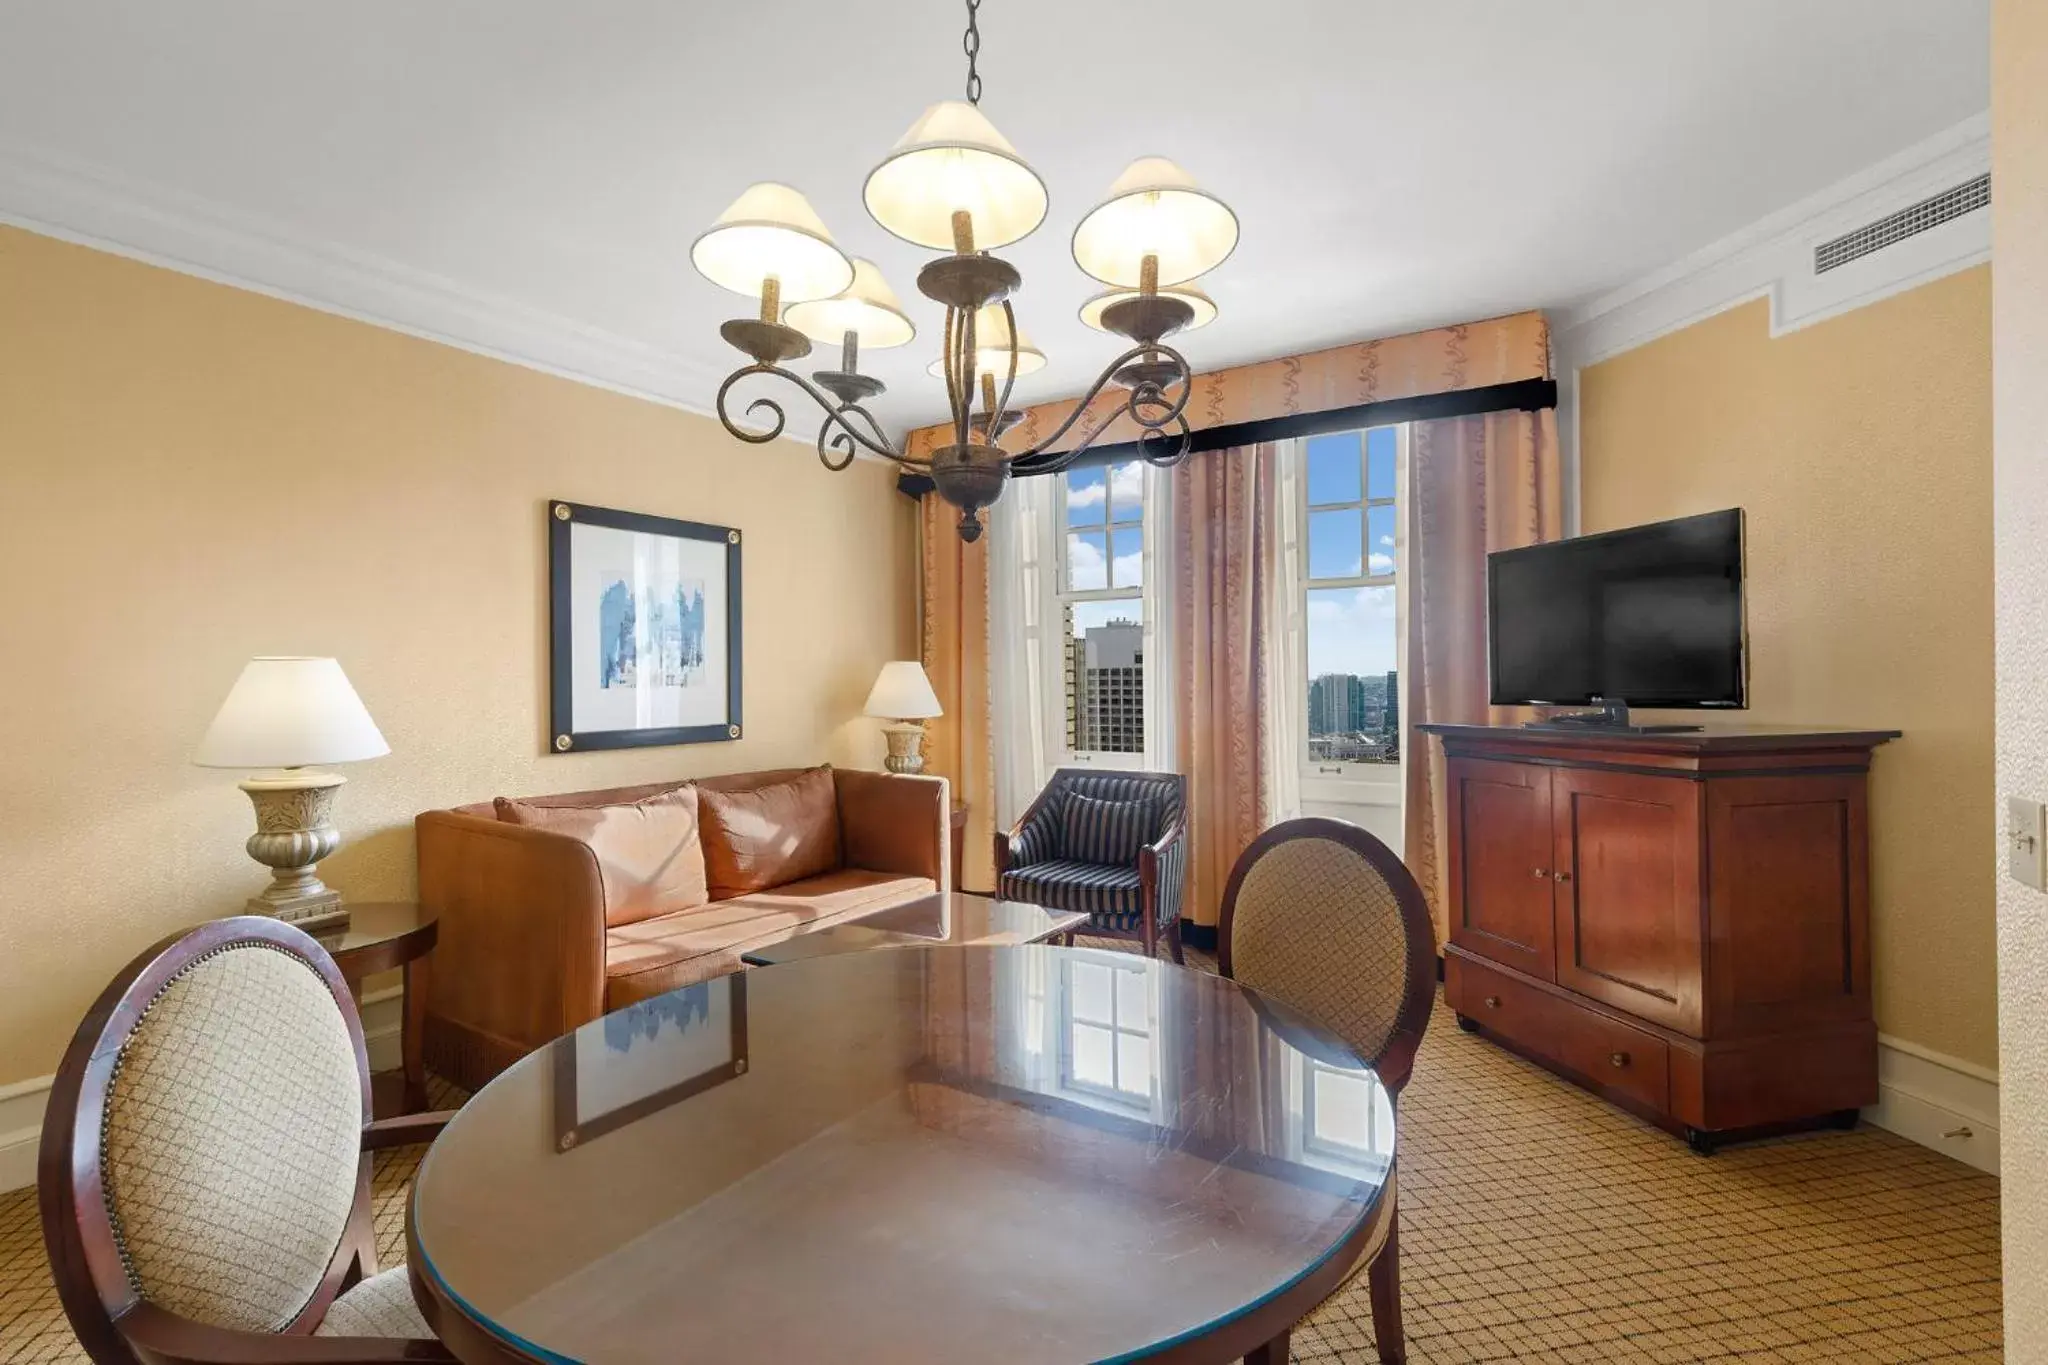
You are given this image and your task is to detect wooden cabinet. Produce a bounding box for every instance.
[1423,723,1897,1152]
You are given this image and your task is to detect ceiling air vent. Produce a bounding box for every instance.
[1814,173,1990,274]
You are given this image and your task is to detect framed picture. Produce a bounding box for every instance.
[548,499,742,752]
[552,975,749,1152]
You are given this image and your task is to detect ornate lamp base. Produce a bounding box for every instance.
[881,721,929,775]
[238,771,351,932]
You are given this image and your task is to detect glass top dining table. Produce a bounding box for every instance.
[407,944,1395,1365]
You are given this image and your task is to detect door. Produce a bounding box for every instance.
[1446,758,1556,980]
[1550,768,1704,1035]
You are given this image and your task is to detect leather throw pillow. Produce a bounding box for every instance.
[496,786,708,927]
[697,766,842,897]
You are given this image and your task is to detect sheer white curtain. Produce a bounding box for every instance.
[1261,441,1306,824]
[990,473,1059,830]
[1141,462,1178,777]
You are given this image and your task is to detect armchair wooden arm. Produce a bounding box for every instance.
[361,1111,458,1152]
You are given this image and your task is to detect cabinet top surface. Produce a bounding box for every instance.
[1416,723,1901,754]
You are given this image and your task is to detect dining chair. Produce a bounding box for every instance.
[996,768,1188,960]
[1217,817,1437,1365]
[39,915,456,1365]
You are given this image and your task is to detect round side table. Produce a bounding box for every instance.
[312,902,438,1116]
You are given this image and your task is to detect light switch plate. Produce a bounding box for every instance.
[2010,796,2047,891]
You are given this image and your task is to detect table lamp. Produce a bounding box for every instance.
[863,661,943,774]
[193,656,389,930]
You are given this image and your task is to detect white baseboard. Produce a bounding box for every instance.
[0,986,410,1194]
[1863,1035,2000,1175]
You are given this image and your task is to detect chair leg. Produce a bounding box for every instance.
[1243,1327,1289,1364]
[1368,1220,1404,1364]
[1168,918,1185,964]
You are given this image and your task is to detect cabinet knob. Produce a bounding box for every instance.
[1609,1051,1630,1069]
[1554,869,1573,883]
[1484,995,1502,1009]
[1530,867,1549,881]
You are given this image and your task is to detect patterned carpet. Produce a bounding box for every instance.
[0,965,2003,1363]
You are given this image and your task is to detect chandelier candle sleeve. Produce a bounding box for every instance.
[694,0,1234,542]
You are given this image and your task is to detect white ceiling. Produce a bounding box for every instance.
[0,1,1990,437]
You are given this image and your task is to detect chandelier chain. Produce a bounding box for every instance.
[962,0,982,104]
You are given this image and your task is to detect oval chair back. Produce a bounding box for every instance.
[1217,817,1437,1096]
[38,916,441,1365]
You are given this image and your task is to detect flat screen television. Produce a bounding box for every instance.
[1488,509,1746,718]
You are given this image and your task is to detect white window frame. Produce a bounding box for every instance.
[1298,425,1408,810]
[1052,458,1154,771]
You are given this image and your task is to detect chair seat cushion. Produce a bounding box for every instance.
[605,870,937,1006]
[317,1266,431,1339]
[1000,860,1147,931]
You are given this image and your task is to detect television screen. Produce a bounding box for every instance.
[1488,509,1746,709]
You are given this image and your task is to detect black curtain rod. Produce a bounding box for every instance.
[895,377,1557,499]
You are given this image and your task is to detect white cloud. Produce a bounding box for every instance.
[1369,551,1394,574]
[1107,461,1144,513]
[1066,478,1105,513]
[1113,548,1144,587]
[1067,532,1107,588]
[1306,586,1397,677]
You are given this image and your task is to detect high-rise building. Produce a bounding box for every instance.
[1073,619,1144,753]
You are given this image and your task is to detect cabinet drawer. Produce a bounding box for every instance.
[1452,956,1671,1115]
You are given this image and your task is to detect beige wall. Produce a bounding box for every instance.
[1579,268,1995,1070]
[0,226,918,1085]
[1994,0,2048,1346]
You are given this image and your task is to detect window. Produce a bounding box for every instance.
[1303,427,1402,770]
[1059,460,1147,761]
[1301,1060,1394,1169]
[1059,954,1155,1110]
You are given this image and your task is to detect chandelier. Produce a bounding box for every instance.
[689,0,1238,541]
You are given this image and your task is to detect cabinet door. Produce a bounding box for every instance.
[1551,768,1704,1035]
[1446,758,1556,980]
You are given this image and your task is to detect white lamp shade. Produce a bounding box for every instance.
[194,657,390,769]
[690,182,855,303]
[926,304,1047,381]
[783,258,918,350]
[863,101,1049,252]
[1078,282,1219,334]
[1072,156,1240,288]
[863,661,944,720]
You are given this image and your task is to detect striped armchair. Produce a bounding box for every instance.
[995,769,1188,960]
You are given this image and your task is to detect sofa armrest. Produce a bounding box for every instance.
[1138,820,1188,930]
[998,786,1063,875]
[414,810,608,1086]
[836,769,950,888]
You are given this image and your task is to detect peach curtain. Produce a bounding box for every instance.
[1404,410,1564,945]
[905,311,1552,461]
[921,495,996,892]
[1173,443,1284,928]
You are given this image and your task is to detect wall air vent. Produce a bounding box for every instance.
[1814,173,1990,274]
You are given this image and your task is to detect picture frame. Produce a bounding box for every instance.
[552,975,749,1152]
[547,499,742,752]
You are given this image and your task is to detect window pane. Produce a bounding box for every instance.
[1114,964,1148,1024]
[1111,526,1143,590]
[1070,962,1114,1024]
[1305,586,1399,764]
[1116,1033,1153,1097]
[1070,1022,1115,1090]
[1366,427,1397,499]
[1308,508,1363,579]
[1367,504,1397,576]
[1108,461,1144,524]
[1066,467,1107,527]
[1066,598,1145,754]
[1068,529,1108,590]
[1306,433,1362,505]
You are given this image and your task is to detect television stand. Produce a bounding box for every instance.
[1522,701,1702,734]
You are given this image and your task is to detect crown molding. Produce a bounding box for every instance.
[0,141,857,450]
[1556,111,1990,370]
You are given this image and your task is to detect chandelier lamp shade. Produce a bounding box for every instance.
[693,0,1239,542]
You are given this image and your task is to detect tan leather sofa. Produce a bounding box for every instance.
[416,764,948,1091]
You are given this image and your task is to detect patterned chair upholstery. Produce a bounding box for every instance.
[1218,817,1437,1365]
[996,769,1188,959]
[40,916,455,1364]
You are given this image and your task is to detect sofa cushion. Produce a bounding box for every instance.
[697,765,842,898]
[604,869,936,1006]
[496,786,708,927]
[1058,792,1160,866]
